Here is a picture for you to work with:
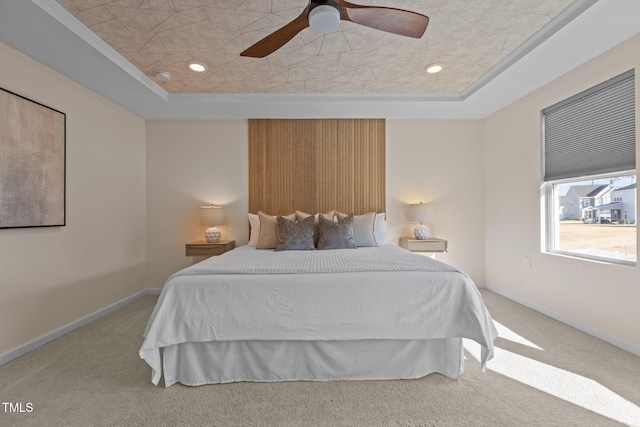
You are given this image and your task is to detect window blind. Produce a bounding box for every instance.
[543,69,636,181]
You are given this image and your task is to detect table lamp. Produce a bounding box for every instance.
[409,202,434,240]
[200,204,225,243]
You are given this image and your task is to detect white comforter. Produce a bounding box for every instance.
[140,245,498,385]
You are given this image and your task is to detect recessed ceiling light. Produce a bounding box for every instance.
[188,62,207,72]
[426,63,444,74]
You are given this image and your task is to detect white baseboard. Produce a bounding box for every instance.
[484,285,640,358]
[0,289,158,366]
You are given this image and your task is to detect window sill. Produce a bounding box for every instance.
[544,249,636,267]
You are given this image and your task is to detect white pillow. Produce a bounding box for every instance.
[336,212,377,247]
[374,212,389,245]
[248,213,260,247]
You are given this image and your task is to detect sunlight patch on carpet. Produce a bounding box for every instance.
[492,321,543,350]
[464,334,640,426]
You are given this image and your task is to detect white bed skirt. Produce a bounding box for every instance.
[161,338,464,387]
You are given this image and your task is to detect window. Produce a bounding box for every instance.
[548,175,636,263]
[543,70,636,265]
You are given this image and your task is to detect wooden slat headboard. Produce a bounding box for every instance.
[249,119,385,216]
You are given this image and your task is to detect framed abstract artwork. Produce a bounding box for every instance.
[0,87,66,228]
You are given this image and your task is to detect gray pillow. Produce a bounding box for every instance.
[295,210,336,246]
[317,213,357,250]
[275,215,315,251]
[337,212,377,247]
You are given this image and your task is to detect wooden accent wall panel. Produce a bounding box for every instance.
[249,119,385,216]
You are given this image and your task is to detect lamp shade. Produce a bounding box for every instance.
[409,202,434,223]
[200,205,225,226]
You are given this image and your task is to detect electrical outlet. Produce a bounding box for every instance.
[524,256,531,269]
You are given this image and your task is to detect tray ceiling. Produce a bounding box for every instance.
[55,0,576,95]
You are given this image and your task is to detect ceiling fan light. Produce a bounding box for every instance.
[309,5,341,33]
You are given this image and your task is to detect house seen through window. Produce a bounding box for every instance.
[543,69,636,265]
[551,176,636,263]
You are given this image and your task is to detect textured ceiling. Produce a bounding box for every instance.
[55,0,577,94]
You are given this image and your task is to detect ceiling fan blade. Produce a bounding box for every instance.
[340,1,429,39]
[240,11,310,58]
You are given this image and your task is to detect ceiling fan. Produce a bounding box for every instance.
[240,0,429,58]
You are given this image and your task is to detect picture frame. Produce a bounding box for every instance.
[0,87,66,229]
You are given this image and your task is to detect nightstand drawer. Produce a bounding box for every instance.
[399,237,447,252]
[185,241,235,258]
[186,245,226,256]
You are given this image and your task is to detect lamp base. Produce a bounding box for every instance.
[205,227,222,243]
[413,225,430,240]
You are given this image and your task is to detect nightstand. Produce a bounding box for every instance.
[185,240,235,263]
[399,237,447,253]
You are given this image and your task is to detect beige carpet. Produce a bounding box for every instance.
[1,290,639,427]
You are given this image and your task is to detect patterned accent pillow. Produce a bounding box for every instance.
[295,210,336,246]
[317,213,357,250]
[275,215,315,251]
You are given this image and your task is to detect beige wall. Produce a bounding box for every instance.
[0,43,147,356]
[145,119,486,287]
[387,120,485,283]
[145,120,248,288]
[483,33,640,351]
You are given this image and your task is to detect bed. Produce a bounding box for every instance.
[140,241,498,387]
